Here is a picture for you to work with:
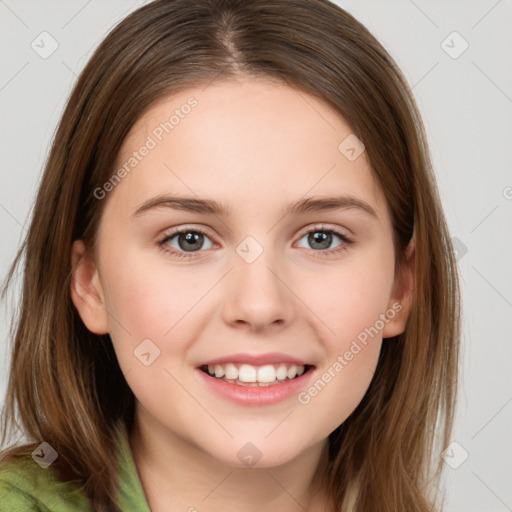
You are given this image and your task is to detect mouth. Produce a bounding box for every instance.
[198,363,315,387]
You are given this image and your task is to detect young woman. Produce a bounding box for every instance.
[0,1,460,511]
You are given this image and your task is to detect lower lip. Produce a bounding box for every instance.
[196,367,315,406]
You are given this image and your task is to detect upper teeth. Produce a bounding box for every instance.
[206,363,305,383]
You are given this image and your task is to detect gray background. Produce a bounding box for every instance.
[1,1,511,510]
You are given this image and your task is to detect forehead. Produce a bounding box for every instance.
[108,77,387,220]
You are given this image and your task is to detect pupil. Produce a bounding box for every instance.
[179,232,203,251]
[309,231,331,250]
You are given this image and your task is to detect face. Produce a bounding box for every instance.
[71,77,413,468]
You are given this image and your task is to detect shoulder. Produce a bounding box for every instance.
[0,424,149,512]
[0,449,93,512]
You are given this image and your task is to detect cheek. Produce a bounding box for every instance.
[295,250,393,424]
[297,343,380,441]
[97,245,195,365]
[305,249,395,347]
[101,238,211,331]
[100,254,204,411]
[297,275,387,434]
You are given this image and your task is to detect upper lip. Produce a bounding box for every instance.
[197,352,314,368]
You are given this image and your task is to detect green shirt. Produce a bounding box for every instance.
[1,430,358,511]
[0,425,151,511]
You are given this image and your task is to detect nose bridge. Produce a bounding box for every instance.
[235,233,284,299]
[222,233,295,330]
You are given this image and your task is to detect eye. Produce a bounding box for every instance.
[295,225,353,256]
[158,226,215,260]
[157,224,353,261]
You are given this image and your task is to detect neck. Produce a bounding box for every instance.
[129,403,331,512]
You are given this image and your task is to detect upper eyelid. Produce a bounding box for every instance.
[300,224,350,235]
[160,224,216,240]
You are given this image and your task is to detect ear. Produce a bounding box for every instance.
[382,237,415,338]
[70,239,109,335]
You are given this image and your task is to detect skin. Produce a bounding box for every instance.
[71,77,414,512]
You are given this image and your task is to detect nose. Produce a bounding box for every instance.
[221,249,297,333]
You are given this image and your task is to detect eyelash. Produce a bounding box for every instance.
[157,224,353,260]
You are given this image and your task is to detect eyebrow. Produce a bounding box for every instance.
[131,194,378,219]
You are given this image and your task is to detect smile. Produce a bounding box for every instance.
[196,362,316,406]
[200,362,312,386]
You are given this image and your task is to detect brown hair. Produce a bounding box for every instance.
[0,0,460,510]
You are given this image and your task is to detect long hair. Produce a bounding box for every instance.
[0,1,460,510]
